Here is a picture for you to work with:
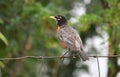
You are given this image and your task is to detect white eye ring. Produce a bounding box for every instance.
[57,18,60,20]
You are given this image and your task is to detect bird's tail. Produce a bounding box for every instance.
[77,50,89,61]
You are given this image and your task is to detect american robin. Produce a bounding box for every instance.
[50,15,89,61]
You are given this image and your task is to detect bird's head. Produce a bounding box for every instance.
[50,15,67,26]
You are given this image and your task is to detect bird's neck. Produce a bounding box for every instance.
[57,24,69,32]
[57,21,67,26]
[58,24,68,28]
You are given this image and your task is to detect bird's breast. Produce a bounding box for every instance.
[57,26,60,32]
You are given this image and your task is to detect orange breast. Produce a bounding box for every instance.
[60,42,67,49]
[57,26,67,48]
[57,26,60,32]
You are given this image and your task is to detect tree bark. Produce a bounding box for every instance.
[100,0,110,9]
[107,26,119,77]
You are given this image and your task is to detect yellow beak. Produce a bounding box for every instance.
[50,16,56,21]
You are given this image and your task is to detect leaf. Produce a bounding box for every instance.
[0,32,8,46]
[0,18,4,24]
[0,61,5,68]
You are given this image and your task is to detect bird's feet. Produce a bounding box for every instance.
[72,52,77,58]
[60,49,69,65]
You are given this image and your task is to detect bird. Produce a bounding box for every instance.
[50,15,89,61]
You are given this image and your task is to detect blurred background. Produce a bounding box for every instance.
[0,0,120,77]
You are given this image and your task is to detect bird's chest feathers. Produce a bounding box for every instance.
[57,26,60,32]
[57,25,68,32]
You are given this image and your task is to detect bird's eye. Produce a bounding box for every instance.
[57,18,60,20]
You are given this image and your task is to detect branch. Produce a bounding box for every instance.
[0,55,120,61]
[96,56,100,77]
[0,68,2,77]
[89,55,120,58]
[100,0,110,9]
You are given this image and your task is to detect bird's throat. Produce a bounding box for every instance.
[57,26,60,32]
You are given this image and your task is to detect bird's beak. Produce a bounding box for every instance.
[50,16,56,21]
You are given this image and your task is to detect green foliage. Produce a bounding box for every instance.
[0,61,5,68]
[0,0,78,77]
[80,14,102,24]
[79,14,102,31]
[0,32,8,46]
[0,18,4,24]
[76,1,120,77]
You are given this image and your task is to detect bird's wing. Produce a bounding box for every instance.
[75,33,84,51]
[58,26,83,51]
[58,30,75,49]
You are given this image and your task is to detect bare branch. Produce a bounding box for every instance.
[0,55,120,61]
[96,56,100,77]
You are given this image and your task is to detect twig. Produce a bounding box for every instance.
[0,68,2,77]
[0,56,71,61]
[0,55,119,77]
[0,55,120,61]
[96,56,100,77]
[89,55,120,58]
